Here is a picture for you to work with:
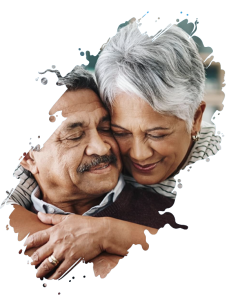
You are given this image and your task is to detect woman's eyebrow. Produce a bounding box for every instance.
[145,127,170,132]
[111,124,170,131]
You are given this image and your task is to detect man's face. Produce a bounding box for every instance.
[31,89,122,202]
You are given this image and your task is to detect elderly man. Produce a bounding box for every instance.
[6,66,186,279]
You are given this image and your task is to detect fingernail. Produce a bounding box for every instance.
[31,254,39,262]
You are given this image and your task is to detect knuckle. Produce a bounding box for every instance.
[28,234,35,247]
[31,252,39,263]
[62,246,71,256]
[69,251,76,259]
[54,238,63,245]
[42,263,51,272]
[64,233,74,241]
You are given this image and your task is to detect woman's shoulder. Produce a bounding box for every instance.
[200,120,216,132]
[184,121,221,167]
[123,175,177,199]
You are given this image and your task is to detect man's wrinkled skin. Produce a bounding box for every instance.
[25,213,109,279]
[9,88,158,279]
[23,212,157,279]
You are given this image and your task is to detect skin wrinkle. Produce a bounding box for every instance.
[64,233,74,242]
[49,98,105,119]
[54,238,63,245]
[24,89,122,214]
[111,93,204,185]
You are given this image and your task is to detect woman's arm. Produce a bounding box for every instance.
[104,216,158,253]
[89,252,124,279]
[10,205,51,241]
[9,205,51,256]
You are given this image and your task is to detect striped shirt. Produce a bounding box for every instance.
[1,121,221,208]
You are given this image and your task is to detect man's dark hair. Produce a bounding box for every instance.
[39,66,100,97]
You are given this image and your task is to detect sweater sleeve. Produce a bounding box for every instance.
[94,184,188,230]
[1,165,37,209]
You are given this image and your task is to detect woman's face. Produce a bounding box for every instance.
[111,93,202,185]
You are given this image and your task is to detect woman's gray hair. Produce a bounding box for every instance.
[95,23,205,132]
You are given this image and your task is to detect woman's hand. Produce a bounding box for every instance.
[24,213,108,279]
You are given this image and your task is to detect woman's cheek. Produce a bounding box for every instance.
[115,139,130,155]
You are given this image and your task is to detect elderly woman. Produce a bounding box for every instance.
[6,23,220,279]
[95,23,220,197]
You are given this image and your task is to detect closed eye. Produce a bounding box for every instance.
[98,127,112,135]
[148,134,167,139]
[66,132,85,141]
[113,131,168,139]
[112,132,131,137]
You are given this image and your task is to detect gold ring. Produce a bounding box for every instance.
[48,254,59,266]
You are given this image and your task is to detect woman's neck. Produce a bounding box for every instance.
[169,140,195,179]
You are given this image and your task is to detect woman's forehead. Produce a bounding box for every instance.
[111,93,182,129]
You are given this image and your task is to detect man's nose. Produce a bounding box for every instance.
[85,132,111,156]
[129,137,153,162]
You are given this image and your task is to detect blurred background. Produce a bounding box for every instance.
[83,19,226,124]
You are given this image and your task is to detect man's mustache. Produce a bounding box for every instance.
[77,154,117,173]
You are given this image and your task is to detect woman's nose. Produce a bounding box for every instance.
[129,138,153,163]
[85,132,111,156]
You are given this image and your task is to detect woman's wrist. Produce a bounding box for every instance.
[101,217,158,256]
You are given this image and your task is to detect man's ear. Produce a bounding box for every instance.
[191,101,206,135]
[20,150,39,175]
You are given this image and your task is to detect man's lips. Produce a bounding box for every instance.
[89,162,110,171]
[131,160,162,172]
[88,162,112,174]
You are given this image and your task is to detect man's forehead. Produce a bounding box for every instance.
[38,90,110,143]
[49,89,103,117]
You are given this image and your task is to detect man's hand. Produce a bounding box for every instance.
[25,212,158,279]
[24,213,108,279]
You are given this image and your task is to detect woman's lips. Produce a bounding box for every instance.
[131,160,161,172]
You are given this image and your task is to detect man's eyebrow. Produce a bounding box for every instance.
[65,121,85,131]
[63,115,110,131]
[111,124,170,131]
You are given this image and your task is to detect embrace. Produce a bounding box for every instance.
[3,23,221,279]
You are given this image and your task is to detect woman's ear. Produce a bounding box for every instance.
[20,150,39,175]
[191,101,206,135]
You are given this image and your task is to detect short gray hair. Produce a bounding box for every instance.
[39,66,100,96]
[95,23,205,132]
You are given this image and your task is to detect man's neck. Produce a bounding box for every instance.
[46,194,105,215]
[35,177,106,215]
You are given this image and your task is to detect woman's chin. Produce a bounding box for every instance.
[132,174,161,185]
[124,162,167,185]
[130,171,164,185]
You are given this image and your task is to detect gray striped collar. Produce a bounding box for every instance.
[31,174,125,216]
